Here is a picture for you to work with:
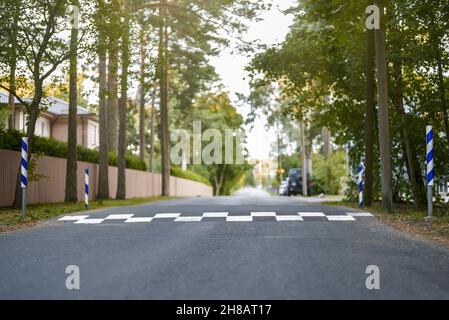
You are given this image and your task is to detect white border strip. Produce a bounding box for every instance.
[251,212,276,217]
[346,212,374,217]
[59,215,89,221]
[105,214,135,220]
[276,215,304,221]
[326,215,356,221]
[154,213,181,219]
[125,217,153,223]
[226,216,253,222]
[202,212,229,218]
[175,216,203,222]
[298,212,325,217]
[74,219,105,224]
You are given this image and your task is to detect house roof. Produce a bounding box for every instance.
[0,91,21,104]
[42,96,93,116]
[0,91,94,117]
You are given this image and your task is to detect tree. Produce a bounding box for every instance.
[158,0,170,196]
[374,3,393,212]
[191,92,249,196]
[106,0,120,153]
[138,16,147,163]
[116,1,130,200]
[96,0,110,200]
[65,0,80,202]
[364,17,376,207]
[0,0,74,208]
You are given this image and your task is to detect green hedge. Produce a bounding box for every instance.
[0,129,147,171]
[171,166,212,186]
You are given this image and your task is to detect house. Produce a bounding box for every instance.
[0,91,99,149]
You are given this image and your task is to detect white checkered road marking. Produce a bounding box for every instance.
[59,215,89,221]
[105,214,134,220]
[175,216,203,222]
[153,213,181,219]
[226,216,253,222]
[298,212,325,217]
[125,217,153,223]
[202,212,229,217]
[74,218,104,224]
[251,212,276,217]
[276,215,304,221]
[346,212,374,217]
[326,215,356,221]
[59,211,375,225]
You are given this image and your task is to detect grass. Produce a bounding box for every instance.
[0,196,176,231]
[328,200,449,246]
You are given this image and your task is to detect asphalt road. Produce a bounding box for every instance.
[1,188,449,299]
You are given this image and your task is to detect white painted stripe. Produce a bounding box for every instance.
[154,213,181,219]
[298,212,325,217]
[74,219,104,224]
[59,215,89,221]
[276,215,304,221]
[226,216,253,222]
[125,217,153,223]
[326,215,356,221]
[202,212,228,217]
[175,216,203,222]
[346,212,374,217]
[251,212,276,217]
[105,214,134,220]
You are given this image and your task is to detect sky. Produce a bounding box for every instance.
[209,0,296,160]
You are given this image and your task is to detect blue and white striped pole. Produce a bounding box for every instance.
[84,168,89,209]
[21,137,28,219]
[426,126,434,218]
[358,164,364,208]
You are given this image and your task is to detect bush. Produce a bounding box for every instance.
[0,129,147,171]
[171,166,212,186]
[312,150,348,195]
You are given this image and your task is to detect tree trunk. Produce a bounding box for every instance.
[159,1,170,196]
[364,26,375,207]
[322,127,331,159]
[215,165,226,196]
[116,6,130,200]
[8,1,19,130]
[392,61,425,208]
[13,101,40,208]
[65,14,79,203]
[299,120,308,196]
[374,4,393,212]
[97,0,109,200]
[106,0,119,153]
[436,46,449,144]
[149,81,157,172]
[139,26,146,162]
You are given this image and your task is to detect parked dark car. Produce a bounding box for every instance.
[286,168,312,196]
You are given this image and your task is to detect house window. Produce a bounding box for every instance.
[19,111,24,131]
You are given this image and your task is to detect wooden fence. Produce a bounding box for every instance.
[0,149,213,206]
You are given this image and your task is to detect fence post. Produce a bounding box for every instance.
[21,137,28,219]
[358,163,364,208]
[85,168,89,209]
[426,126,434,218]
